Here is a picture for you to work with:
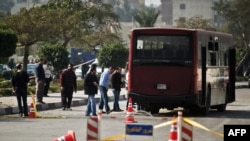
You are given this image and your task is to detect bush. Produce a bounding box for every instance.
[0,88,12,97]
[0,80,11,88]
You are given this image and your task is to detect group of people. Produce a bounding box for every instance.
[84,65,123,116]
[11,57,124,117]
[11,58,53,117]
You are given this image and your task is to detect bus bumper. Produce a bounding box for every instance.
[128,92,197,108]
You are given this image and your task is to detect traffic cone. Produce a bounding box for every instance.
[124,97,136,123]
[168,116,178,141]
[53,130,76,141]
[29,103,35,118]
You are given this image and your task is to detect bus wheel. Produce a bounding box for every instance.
[189,106,200,114]
[216,104,227,112]
[200,88,211,115]
[150,107,159,114]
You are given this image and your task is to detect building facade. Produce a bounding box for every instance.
[161,0,223,27]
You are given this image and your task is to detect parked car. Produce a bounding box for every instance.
[0,64,12,80]
[75,66,82,78]
[27,64,37,77]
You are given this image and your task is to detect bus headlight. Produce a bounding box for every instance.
[157,84,167,90]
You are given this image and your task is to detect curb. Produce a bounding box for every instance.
[0,95,126,116]
[0,85,248,116]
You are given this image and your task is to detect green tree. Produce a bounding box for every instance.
[132,7,160,27]
[38,42,69,76]
[97,42,128,68]
[6,7,52,70]
[0,26,17,63]
[213,0,250,76]
[175,16,216,31]
[6,0,121,70]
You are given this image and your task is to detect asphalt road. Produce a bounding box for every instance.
[1,88,250,141]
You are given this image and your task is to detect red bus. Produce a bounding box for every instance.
[127,28,235,115]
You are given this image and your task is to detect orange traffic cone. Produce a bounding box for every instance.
[124,97,136,123]
[29,103,35,118]
[53,130,76,141]
[168,116,178,141]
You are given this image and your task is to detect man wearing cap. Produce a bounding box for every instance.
[11,63,30,117]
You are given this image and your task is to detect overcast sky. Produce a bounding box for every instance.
[145,0,161,6]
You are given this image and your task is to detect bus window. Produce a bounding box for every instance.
[209,52,217,66]
[135,35,191,60]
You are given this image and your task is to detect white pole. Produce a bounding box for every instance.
[98,111,102,141]
[177,111,182,141]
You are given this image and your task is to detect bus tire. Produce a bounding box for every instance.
[217,104,227,112]
[189,106,200,114]
[150,107,159,114]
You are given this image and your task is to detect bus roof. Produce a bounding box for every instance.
[130,27,232,36]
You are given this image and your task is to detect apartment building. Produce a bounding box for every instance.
[161,0,223,27]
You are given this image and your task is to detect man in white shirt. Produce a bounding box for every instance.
[43,60,53,97]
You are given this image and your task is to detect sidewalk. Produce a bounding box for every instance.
[0,82,248,116]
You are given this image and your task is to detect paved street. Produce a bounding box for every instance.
[0,82,248,116]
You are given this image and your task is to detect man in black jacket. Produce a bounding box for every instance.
[11,63,30,117]
[35,58,46,104]
[60,64,77,110]
[84,67,98,116]
[111,67,123,112]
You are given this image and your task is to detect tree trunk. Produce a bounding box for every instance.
[23,45,29,71]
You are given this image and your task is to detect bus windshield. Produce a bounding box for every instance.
[134,35,192,65]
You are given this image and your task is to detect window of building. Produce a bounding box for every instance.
[180,4,186,10]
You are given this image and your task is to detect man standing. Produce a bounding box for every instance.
[84,67,98,116]
[111,67,123,112]
[43,60,53,97]
[60,64,77,110]
[11,63,30,117]
[98,66,115,114]
[35,58,46,104]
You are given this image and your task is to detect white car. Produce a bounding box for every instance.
[75,67,82,78]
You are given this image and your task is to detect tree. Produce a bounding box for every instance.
[38,42,69,77]
[132,7,160,27]
[5,0,121,70]
[97,42,128,69]
[213,0,250,76]
[0,26,17,63]
[6,7,53,70]
[175,16,216,31]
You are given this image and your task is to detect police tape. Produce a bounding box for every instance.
[183,117,224,138]
[153,117,223,138]
[101,134,126,141]
[153,118,177,129]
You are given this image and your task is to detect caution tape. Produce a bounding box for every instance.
[183,117,223,138]
[153,117,223,138]
[101,134,126,141]
[154,118,177,129]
